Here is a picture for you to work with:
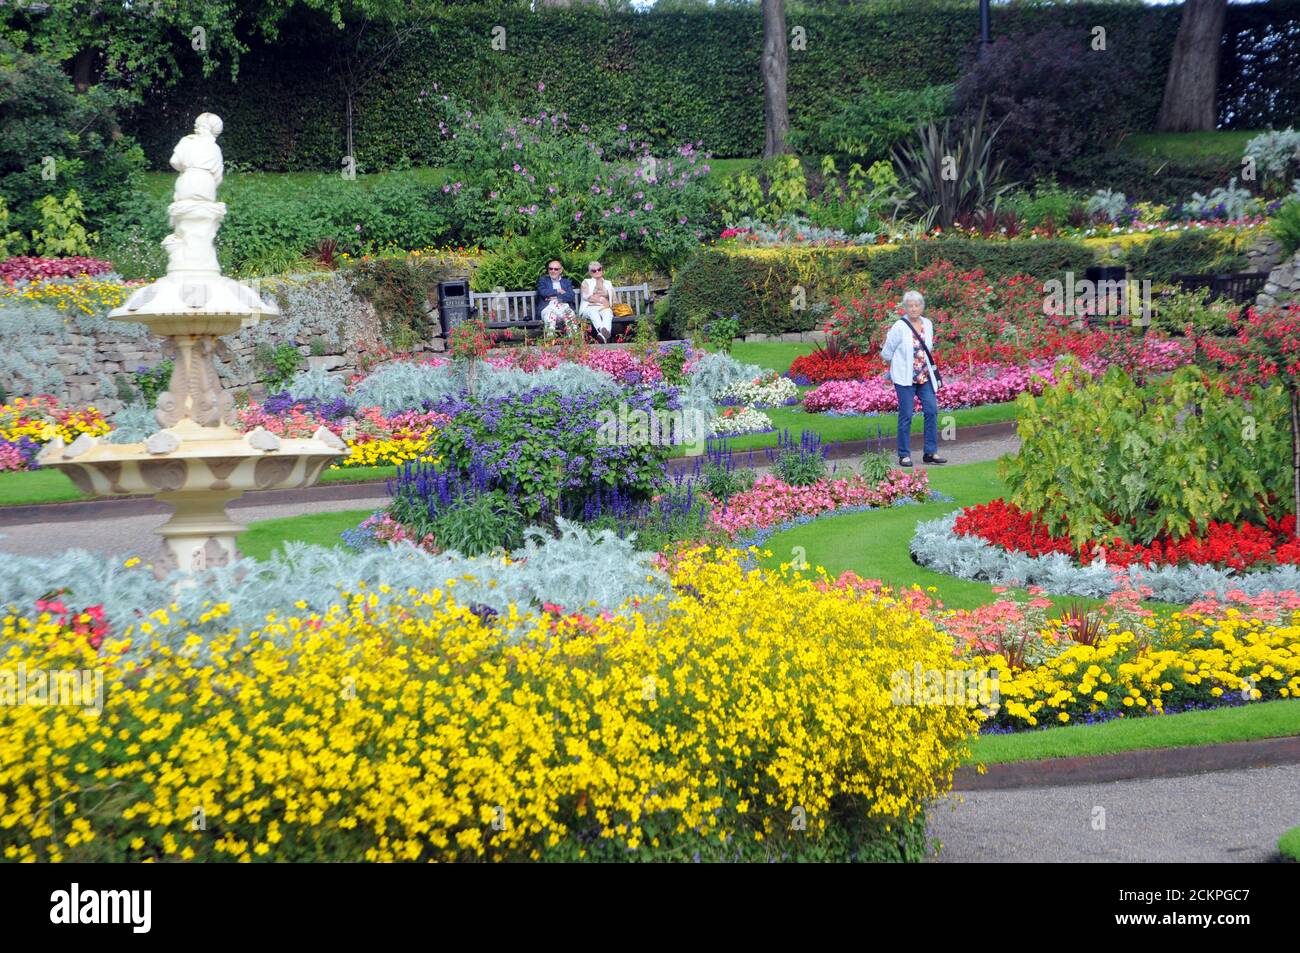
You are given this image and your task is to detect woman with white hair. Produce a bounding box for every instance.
[880,289,946,467]
[579,261,615,343]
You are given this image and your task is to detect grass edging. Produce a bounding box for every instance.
[1279,826,1300,862]
[967,699,1300,766]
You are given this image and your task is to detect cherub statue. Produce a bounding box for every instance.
[170,113,224,202]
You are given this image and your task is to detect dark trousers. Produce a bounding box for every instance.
[894,380,939,457]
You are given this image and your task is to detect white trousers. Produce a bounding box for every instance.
[541,301,575,333]
[580,303,613,335]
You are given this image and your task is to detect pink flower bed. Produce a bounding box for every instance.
[486,347,665,382]
[708,470,932,536]
[236,403,447,441]
[0,256,114,282]
[804,344,1191,414]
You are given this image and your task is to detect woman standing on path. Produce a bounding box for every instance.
[880,290,946,468]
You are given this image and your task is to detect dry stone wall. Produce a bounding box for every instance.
[3,271,445,414]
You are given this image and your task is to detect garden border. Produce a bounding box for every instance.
[953,735,1300,791]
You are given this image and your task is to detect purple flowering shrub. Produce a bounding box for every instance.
[423,87,716,264]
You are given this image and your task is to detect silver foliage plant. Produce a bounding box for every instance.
[477,363,619,400]
[0,302,81,398]
[103,403,159,444]
[1085,188,1128,223]
[911,512,1300,603]
[286,366,348,403]
[1244,128,1300,182]
[686,352,765,399]
[0,519,667,657]
[351,361,462,413]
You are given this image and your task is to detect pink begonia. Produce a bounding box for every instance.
[803,345,1192,414]
[708,470,932,536]
[0,444,25,471]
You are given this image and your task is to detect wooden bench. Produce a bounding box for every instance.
[465,282,653,341]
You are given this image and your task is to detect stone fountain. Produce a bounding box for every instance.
[37,113,345,577]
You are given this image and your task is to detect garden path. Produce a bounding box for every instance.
[927,762,1300,863]
[0,494,390,561]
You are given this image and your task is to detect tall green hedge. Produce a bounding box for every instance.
[123,2,1300,170]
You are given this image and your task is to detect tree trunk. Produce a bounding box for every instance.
[1156,0,1227,132]
[761,0,789,158]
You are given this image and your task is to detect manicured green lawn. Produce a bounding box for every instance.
[722,341,816,374]
[757,459,1020,610]
[1120,130,1260,161]
[967,698,1300,765]
[239,507,376,561]
[756,458,1183,614]
[320,464,399,485]
[1279,825,1300,862]
[0,468,84,506]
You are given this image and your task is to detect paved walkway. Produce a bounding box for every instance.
[0,494,388,561]
[928,763,1300,863]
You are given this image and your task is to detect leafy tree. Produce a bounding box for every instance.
[0,39,144,239]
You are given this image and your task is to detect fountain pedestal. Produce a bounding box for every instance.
[36,113,344,577]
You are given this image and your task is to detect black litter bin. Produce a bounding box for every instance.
[437,279,471,336]
[1084,265,1128,319]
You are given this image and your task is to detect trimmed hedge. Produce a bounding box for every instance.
[121,2,1300,169]
[664,231,1260,337]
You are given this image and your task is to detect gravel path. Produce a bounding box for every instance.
[0,495,388,561]
[927,763,1300,863]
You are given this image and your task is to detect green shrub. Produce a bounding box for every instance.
[954,25,1153,181]
[1111,230,1251,284]
[471,227,596,292]
[0,38,145,240]
[346,254,463,346]
[30,190,97,256]
[1001,364,1293,546]
[892,103,1015,229]
[1148,287,1236,336]
[864,238,1094,284]
[133,360,173,408]
[256,342,304,393]
[791,84,953,165]
[1003,183,1087,228]
[1269,196,1300,257]
[126,5,1300,169]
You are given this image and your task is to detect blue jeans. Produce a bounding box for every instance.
[894,381,938,457]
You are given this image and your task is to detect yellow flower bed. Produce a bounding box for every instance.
[0,275,132,315]
[331,435,436,469]
[0,396,111,445]
[0,550,978,862]
[980,611,1300,730]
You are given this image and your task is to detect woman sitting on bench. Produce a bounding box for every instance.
[579,260,615,344]
[535,260,577,335]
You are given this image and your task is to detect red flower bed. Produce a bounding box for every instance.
[788,348,876,383]
[954,498,1300,571]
